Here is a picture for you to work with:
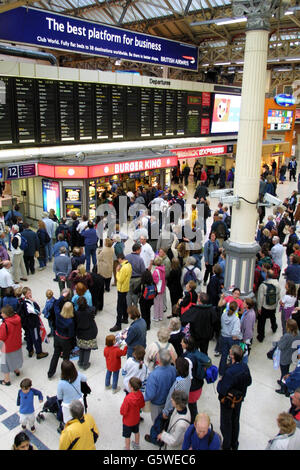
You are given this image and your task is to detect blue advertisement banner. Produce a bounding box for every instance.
[0,6,198,71]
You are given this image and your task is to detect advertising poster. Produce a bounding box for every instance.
[42,179,60,219]
[211,94,241,134]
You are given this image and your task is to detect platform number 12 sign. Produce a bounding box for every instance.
[6,166,19,179]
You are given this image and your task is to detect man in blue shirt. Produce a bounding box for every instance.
[182,413,221,450]
[81,221,98,272]
[126,243,146,307]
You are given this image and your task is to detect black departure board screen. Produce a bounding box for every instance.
[153,89,164,137]
[37,79,58,144]
[186,92,202,136]
[126,87,139,140]
[78,82,94,141]
[140,88,152,138]
[0,75,220,149]
[165,90,176,136]
[176,91,186,136]
[15,77,36,143]
[58,81,75,142]
[111,85,124,139]
[95,83,109,140]
[0,77,13,145]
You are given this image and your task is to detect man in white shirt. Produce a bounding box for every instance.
[271,236,284,270]
[11,225,28,283]
[0,260,19,293]
[140,235,155,270]
[42,212,55,262]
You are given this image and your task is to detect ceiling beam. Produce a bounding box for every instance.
[0,0,36,14]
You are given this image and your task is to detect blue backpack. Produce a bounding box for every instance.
[19,234,28,251]
[205,365,219,384]
[183,266,197,285]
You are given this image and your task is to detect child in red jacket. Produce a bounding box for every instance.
[120,377,145,450]
[104,334,127,394]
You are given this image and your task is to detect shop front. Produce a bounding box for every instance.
[36,153,177,221]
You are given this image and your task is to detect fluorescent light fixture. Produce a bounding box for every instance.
[215,61,231,65]
[284,11,293,15]
[216,17,247,26]
[286,57,300,61]
[200,63,210,67]
[235,61,244,64]
[267,58,280,63]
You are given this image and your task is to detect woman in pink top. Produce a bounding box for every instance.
[152,257,166,322]
[218,287,244,317]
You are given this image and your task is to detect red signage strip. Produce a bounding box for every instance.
[38,155,178,180]
[171,145,229,159]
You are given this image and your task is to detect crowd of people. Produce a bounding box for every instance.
[2,159,300,451]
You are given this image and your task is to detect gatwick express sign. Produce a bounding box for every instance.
[0,6,198,71]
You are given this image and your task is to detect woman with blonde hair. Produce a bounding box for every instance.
[47,299,76,379]
[68,263,93,291]
[266,412,300,449]
[96,238,114,292]
[144,326,177,371]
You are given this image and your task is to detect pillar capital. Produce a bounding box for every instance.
[232,0,289,31]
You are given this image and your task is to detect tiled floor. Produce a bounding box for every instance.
[0,176,298,451]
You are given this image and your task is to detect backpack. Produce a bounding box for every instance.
[192,349,212,381]
[183,266,197,285]
[215,222,226,239]
[143,284,157,301]
[224,214,231,229]
[152,342,170,368]
[205,365,219,384]
[180,292,196,315]
[271,262,281,280]
[264,282,277,306]
[18,234,28,251]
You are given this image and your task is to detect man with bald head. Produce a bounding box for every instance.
[182,413,221,450]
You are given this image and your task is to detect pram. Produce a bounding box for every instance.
[36,382,91,433]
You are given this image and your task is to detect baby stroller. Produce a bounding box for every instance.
[36,382,91,433]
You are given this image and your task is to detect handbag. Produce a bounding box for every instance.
[220,389,243,409]
[76,337,98,350]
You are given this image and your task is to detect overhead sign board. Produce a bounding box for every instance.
[0,6,198,71]
[274,94,295,107]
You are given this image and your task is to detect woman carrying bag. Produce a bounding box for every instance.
[74,296,98,371]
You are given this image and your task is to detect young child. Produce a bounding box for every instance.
[104,334,128,394]
[178,280,198,315]
[42,289,56,337]
[120,377,145,450]
[122,345,148,394]
[17,378,43,433]
[190,204,198,231]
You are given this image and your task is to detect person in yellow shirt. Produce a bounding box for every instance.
[110,253,133,332]
[190,204,198,231]
[59,400,99,450]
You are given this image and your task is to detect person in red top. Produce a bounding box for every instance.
[218,288,244,317]
[0,305,23,385]
[120,377,145,450]
[104,334,127,394]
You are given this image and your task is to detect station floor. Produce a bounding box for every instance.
[0,176,298,452]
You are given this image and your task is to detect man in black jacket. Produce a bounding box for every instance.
[22,223,40,275]
[181,292,219,355]
[217,344,252,450]
[194,182,209,202]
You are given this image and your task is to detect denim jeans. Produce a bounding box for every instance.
[105,370,119,390]
[85,244,97,272]
[45,241,53,262]
[191,253,202,270]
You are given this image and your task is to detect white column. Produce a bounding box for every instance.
[230,29,269,245]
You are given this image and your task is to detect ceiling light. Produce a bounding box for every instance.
[216,17,247,26]
[215,61,231,65]
[286,57,300,61]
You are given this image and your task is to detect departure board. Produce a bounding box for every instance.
[15,77,36,143]
[176,91,186,136]
[0,75,225,149]
[78,82,94,141]
[126,87,139,140]
[140,88,152,137]
[153,89,164,136]
[186,92,202,136]
[0,77,13,145]
[95,83,109,140]
[165,90,176,136]
[111,85,124,139]
[37,79,58,144]
[58,81,76,141]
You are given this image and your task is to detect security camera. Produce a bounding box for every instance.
[210,189,233,198]
[75,151,86,162]
[263,193,282,206]
[220,195,240,208]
